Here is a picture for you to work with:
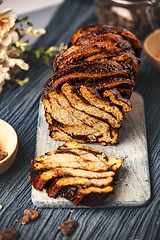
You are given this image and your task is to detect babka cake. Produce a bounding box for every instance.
[42,25,142,145]
[30,142,123,207]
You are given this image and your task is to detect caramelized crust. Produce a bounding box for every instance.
[69,25,142,56]
[42,25,142,145]
[30,142,123,207]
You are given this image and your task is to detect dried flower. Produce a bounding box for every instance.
[20,26,46,38]
[0,48,29,70]
[0,2,67,93]
[0,64,10,92]
[0,47,29,90]
[0,8,18,47]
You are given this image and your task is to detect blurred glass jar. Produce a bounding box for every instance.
[95,0,160,40]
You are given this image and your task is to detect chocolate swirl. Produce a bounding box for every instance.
[42,25,142,145]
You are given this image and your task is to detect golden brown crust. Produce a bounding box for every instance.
[69,25,142,57]
[42,25,142,145]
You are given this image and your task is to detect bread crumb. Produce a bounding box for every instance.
[58,219,78,236]
[0,148,8,161]
[0,228,19,240]
[21,209,38,225]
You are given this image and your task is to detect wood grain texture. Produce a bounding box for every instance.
[0,0,160,239]
[31,92,151,208]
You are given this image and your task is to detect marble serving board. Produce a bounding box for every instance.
[31,92,151,208]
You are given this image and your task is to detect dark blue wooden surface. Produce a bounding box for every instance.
[0,0,160,239]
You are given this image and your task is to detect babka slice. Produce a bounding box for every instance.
[42,25,142,145]
[30,142,123,207]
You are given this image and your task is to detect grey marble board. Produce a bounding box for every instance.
[31,92,151,208]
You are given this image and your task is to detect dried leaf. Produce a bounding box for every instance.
[15,78,29,86]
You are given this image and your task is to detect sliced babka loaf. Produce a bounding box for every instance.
[30,142,123,207]
[42,25,142,145]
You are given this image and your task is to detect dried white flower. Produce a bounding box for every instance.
[0,48,7,61]
[8,58,29,70]
[0,8,19,47]
[0,4,63,93]
[22,26,46,38]
[0,47,29,91]
[0,64,10,92]
[0,48,29,70]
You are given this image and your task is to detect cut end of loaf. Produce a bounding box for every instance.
[30,142,123,207]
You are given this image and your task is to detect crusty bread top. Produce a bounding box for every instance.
[42,25,142,100]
